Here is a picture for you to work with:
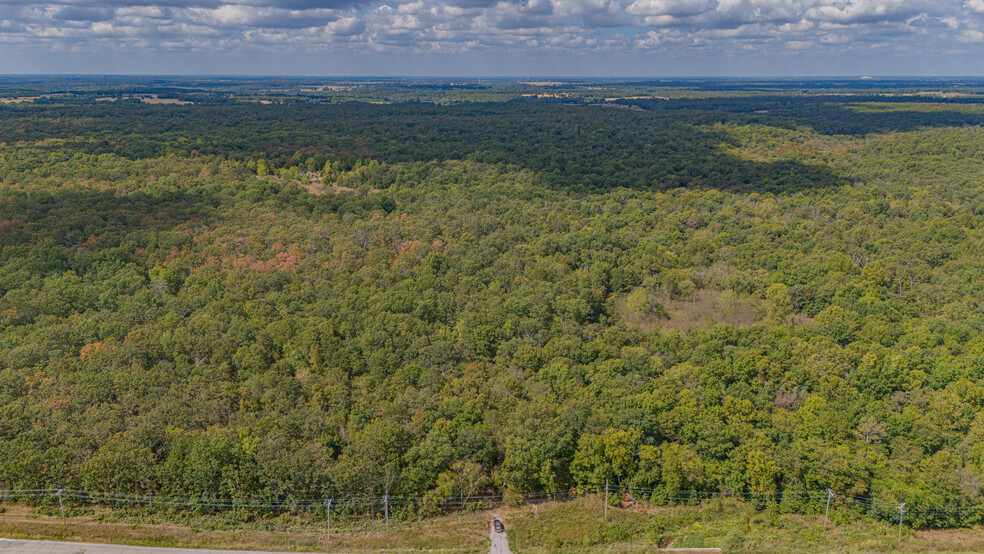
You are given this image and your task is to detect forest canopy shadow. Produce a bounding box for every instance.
[0,186,218,281]
[0,102,847,194]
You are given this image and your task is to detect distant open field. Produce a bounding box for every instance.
[0,93,67,103]
[95,94,193,105]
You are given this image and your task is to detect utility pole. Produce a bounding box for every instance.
[898,503,905,542]
[55,489,66,524]
[325,499,332,550]
[823,489,833,530]
[384,494,390,532]
[604,479,609,520]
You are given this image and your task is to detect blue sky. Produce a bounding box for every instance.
[1,0,983,75]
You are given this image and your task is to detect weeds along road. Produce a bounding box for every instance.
[0,539,299,554]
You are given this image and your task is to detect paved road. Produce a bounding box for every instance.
[0,539,298,554]
[487,516,511,554]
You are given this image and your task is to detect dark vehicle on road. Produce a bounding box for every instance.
[493,519,505,533]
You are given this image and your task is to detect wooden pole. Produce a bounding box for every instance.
[823,489,833,530]
[604,479,609,520]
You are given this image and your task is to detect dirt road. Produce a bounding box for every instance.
[488,516,512,554]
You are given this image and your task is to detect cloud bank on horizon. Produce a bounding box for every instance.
[0,0,982,75]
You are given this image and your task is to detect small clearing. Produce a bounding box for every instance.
[620,289,764,332]
[297,173,379,195]
[301,182,358,196]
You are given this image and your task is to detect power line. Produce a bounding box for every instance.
[0,487,977,523]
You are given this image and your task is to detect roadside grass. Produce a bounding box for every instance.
[506,497,984,553]
[0,504,489,552]
[4,497,984,553]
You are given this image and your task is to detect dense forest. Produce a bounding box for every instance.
[4,80,984,529]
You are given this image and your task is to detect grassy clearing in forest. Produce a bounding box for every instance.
[618,288,765,333]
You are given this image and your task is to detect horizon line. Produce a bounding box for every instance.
[3,74,984,80]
